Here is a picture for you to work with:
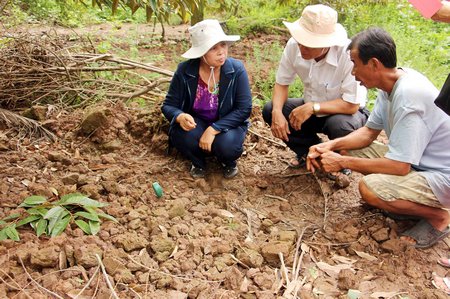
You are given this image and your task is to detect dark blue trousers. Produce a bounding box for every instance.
[170,117,247,169]
[263,98,369,158]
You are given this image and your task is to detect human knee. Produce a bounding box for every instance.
[324,116,360,139]
[170,127,201,152]
[359,179,379,206]
[215,141,243,161]
[262,101,274,124]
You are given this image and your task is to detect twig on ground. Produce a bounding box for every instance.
[74,266,100,299]
[230,254,250,269]
[277,171,311,178]
[0,269,31,297]
[248,128,286,148]
[265,194,288,202]
[95,254,119,299]
[18,257,64,299]
[312,173,328,229]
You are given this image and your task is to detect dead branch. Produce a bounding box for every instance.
[248,128,286,148]
[0,108,57,141]
[0,33,174,109]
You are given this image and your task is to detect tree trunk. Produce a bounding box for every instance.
[191,0,205,25]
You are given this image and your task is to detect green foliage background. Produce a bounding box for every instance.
[1,0,448,108]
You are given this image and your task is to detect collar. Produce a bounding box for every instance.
[322,45,339,67]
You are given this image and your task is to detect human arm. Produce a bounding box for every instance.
[199,126,220,152]
[175,113,197,131]
[306,126,381,172]
[316,149,411,175]
[289,98,359,131]
[270,83,291,141]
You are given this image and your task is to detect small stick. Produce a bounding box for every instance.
[230,254,250,269]
[18,257,64,299]
[95,254,119,299]
[277,172,311,178]
[248,128,286,148]
[265,194,288,202]
[278,252,290,286]
[312,173,328,229]
[74,265,100,299]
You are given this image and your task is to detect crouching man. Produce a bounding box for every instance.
[307,27,450,248]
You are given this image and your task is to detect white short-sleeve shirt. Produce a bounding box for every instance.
[366,68,450,206]
[276,38,367,107]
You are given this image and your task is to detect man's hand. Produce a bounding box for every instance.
[271,110,290,142]
[176,113,197,131]
[306,142,334,173]
[289,102,314,131]
[199,126,219,152]
[316,147,346,173]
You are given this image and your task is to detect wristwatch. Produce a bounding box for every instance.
[312,102,321,115]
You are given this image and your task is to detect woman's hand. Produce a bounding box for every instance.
[199,126,220,152]
[176,113,197,131]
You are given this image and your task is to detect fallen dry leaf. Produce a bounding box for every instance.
[355,250,378,262]
[316,261,355,277]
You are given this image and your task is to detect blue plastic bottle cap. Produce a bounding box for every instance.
[152,182,163,198]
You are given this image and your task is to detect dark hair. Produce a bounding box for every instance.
[347,27,397,68]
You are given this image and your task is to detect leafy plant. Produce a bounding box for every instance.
[0,193,118,241]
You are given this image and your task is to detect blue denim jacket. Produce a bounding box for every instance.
[162,57,252,133]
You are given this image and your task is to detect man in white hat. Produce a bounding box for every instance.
[262,4,368,172]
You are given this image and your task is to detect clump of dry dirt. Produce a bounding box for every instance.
[0,100,449,298]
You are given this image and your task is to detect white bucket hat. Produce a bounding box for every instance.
[182,19,240,59]
[283,4,347,48]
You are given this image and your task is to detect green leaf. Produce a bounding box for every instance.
[75,211,100,222]
[75,219,91,235]
[44,206,65,220]
[56,194,108,208]
[47,210,69,235]
[2,213,21,221]
[16,215,41,227]
[26,208,48,217]
[89,220,100,235]
[0,229,7,241]
[51,215,71,237]
[98,212,118,223]
[5,225,20,241]
[19,195,47,207]
[36,219,48,237]
[30,220,38,230]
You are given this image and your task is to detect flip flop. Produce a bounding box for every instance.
[382,211,422,221]
[401,219,450,249]
[438,257,450,268]
[431,272,450,295]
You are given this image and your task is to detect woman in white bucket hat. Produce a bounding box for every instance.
[162,19,252,179]
[262,4,368,180]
